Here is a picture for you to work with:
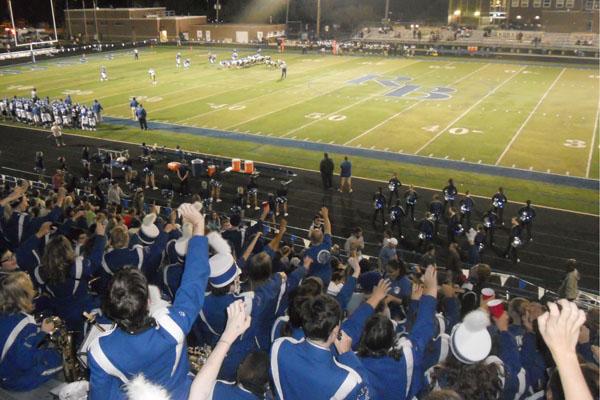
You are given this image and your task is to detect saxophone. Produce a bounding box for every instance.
[45,316,88,382]
[187,344,212,374]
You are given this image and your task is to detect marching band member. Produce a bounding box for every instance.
[0,272,62,391]
[404,185,418,222]
[442,178,458,212]
[246,177,259,211]
[446,207,463,244]
[491,187,507,226]
[388,173,402,207]
[389,200,406,239]
[270,294,372,400]
[87,204,208,399]
[34,219,107,332]
[504,217,523,264]
[459,191,474,229]
[518,200,536,242]
[417,212,435,250]
[372,187,387,226]
[482,208,498,247]
[428,195,444,237]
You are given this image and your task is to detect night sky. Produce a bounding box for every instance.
[2,0,448,29]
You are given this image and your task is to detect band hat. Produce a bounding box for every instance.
[450,309,492,365]
[174,223,193,260]
[207,231,240,288]
[389,238,398,246]
[138,213,159,245]
[487,299,506,319]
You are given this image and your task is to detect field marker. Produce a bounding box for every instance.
[512,164,516,168]
[329,140,335,144]
[461,157,465,161]
[304,138,309,141]
[478,160,482,164]
[257,131,262,134]
[384,147,389,151]
[343,63,490,146]
[546,169,551,173]
[428,153,433,157]
[415,65,526,155]
[316,139,322,143]
[267,133,273,136]
[280,61,431,138]
[529,166,534,170]
[370,145,376,149]
[585,92,600,178]
[356,144,362,148]
[399,149,403,153]
[444,155,449,159]
[495,68,566,165]
[566,171,570,176]
[291,136,297,139]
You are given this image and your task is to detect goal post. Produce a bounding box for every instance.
[7,0,59,48]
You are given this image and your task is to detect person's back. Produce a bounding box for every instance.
[270,294,369,400]
[340,159,352,177]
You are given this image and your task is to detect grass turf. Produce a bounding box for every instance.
[1,46,598,214]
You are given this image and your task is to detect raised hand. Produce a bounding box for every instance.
[222,300,251,343]
[538,299,586,356]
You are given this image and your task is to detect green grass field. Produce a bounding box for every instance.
[1,46,598,213]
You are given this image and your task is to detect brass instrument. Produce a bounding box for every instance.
[45,316,88,382]
[187,345,212,374]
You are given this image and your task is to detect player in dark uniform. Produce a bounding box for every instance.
[387,173,401,207]
[372,187,386,226]
[491,187,508,226]
[404,185,418,221]
[459,190,474,229]
[518,200,536,242]
[389,199,406,239]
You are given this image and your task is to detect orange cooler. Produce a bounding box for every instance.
[232,158,241,172]
[207,165,217,177]
[244,160,254,174]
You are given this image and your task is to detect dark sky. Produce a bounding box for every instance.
[3,0,448,29]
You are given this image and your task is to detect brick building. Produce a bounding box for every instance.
[64,7,286,43]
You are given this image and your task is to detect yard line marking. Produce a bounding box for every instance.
[585,91,600,178]
[495,68,566,165]
[222,60,422,131]
[344,63,490,146]
[280,61,429,138]
[415,65,526,155]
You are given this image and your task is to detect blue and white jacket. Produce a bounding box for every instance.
[87,236,209,400]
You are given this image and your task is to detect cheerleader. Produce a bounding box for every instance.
[0,272,62,391]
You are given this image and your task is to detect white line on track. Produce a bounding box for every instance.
[495,68,566,165]
[415,65,527,155]
[585,90,600,178]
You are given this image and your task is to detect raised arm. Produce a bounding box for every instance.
[188,300,251,400]
[320,207,332,235]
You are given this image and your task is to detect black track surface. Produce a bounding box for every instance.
[0,124,597,293]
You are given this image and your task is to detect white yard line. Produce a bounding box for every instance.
[344,63,490,146]
[279,61,427,138]
[415,65,527,155]
[585,92,600,178]
[495,68,566,165]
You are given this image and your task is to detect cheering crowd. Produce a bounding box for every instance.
[0,134,597,400]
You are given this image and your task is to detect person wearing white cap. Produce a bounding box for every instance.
[160,223,193,301]
[87,204,209,400]
[426,301,526,400]
[195,231,290,381]
[129,212,161,247]
[378,237,398,270]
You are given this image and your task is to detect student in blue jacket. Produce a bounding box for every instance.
[357,265,439,400]
[0,271,62,391]
[270,294,372,400]
[33,219,107,332]
[87,204,209,400]
[189,300,270,400]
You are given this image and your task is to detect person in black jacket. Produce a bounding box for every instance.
[372,187,386,226]
[319,153,334,190]
[518,200,536,242]
[504,217,523,264]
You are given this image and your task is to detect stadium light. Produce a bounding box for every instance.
[516,15,522,19]
[474,11,481,16]
[453,9,461,16]
[534,15,540,19]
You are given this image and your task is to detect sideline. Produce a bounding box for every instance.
[0,121,597,218]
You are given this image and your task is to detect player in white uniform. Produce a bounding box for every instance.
[100,66,108,82]
[148,68,157,85]
[183,58,191,69]
[176,53,182,68]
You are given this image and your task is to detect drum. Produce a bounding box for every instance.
[244,160,254,174]
[167,162,181,172]
[207,165,217,177]
[232,158,241,172]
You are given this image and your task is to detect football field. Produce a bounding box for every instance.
[1,46,598,211]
